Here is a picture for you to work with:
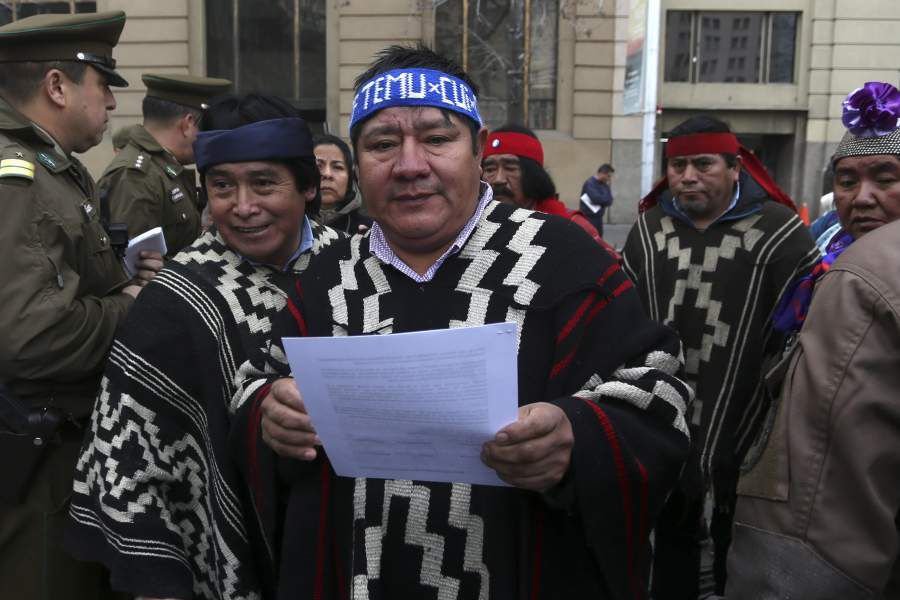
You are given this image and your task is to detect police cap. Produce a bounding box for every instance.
[141,73,232,110]
[0,11,128,87]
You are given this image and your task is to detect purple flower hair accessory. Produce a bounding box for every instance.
[842,82,900,137]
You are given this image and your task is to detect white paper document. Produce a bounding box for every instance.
[124,227,168,277]
[282,323,520,486]
[580,192,603,214]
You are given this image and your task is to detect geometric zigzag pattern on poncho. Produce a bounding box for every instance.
[73,341,252,600]
[624,208,819,478]
[179,225,342,338]
[320,202,690,598]
[337,202,539,598]
[650,214,809,471]
[70,223,340,600]
[652,214,765,427]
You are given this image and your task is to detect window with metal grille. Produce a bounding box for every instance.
[434,0,558,130]
[665,11,798,84]
[205,0,326,126]
[1,0,96,26]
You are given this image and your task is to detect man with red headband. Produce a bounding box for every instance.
[482,124,604,242]
[622,115,818,598]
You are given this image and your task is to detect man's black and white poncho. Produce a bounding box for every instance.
[65,224,341,600]
[622,172,819,493]
[234,201,692,600]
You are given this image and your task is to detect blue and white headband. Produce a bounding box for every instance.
[349,68,482,133]
[193,117,314,173]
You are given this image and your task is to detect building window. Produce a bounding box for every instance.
[769,13,798,83]
[1,1,95,26]
[434,0,558,130]
[205,0,326,124]
[664,11,799,84]
[665,10,693,83]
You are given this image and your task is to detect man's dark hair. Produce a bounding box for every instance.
[349,44,481,155]
[0,61,88,106]
[314,133,357,204]
[667,115,738,168]
[200,93,321,216]
[491,123,557,201]
[142,95,202,127]
[598,163,615,174]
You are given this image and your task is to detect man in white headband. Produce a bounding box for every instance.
[234,45,692,599]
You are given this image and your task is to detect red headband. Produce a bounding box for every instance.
[641,136,798,214]
[484,131,544,166]
[665,132,740,158]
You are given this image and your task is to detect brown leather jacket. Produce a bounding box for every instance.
[727,219,900,599]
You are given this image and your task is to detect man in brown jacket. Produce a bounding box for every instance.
[0,11,160,600]
[100,74,230,255]
[728,83,900,598]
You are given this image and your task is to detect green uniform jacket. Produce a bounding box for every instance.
[99,124,202,255]
[0,98,132,417]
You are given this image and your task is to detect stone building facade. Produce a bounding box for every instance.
[4,0,898,224]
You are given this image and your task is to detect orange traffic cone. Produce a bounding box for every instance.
[798,203,810,225]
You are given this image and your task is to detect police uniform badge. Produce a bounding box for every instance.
[170,187,185,203]
[0,148,35,181]
[35,151,67,173]
[36,151,56,169]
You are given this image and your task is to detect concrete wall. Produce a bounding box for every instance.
[78,0,198,177]
[331,0,424,136]
[70,0,625,222]
[655,0,900,218]
[803,0,900,216]
[328,0,621,215]
[656,0,813,213]
[72,0,900,223]
[543,0,619,213]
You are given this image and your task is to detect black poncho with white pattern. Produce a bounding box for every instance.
[234,201,692,600]
[65,223,341,600]
[622,173,819,499]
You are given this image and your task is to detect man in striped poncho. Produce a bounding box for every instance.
[622,115,819,598]
[232,45,693,600]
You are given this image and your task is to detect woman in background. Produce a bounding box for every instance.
[314,134,372,234]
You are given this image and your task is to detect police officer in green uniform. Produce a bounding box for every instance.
[0,11,161,599]
[100,73,231,255]
[111,122,141,152]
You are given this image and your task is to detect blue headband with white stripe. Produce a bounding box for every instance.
[349,68,482,134]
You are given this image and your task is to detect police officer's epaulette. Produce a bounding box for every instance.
[127,151,150,173]
[110,144,150,175]
[0,144,36,184]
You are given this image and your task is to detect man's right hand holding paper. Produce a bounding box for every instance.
[260,377,321,461]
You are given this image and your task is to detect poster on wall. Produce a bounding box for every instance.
[623,0,647,115]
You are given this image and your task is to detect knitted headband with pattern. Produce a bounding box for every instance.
[833,82,900,163]
[349,68,482,134]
